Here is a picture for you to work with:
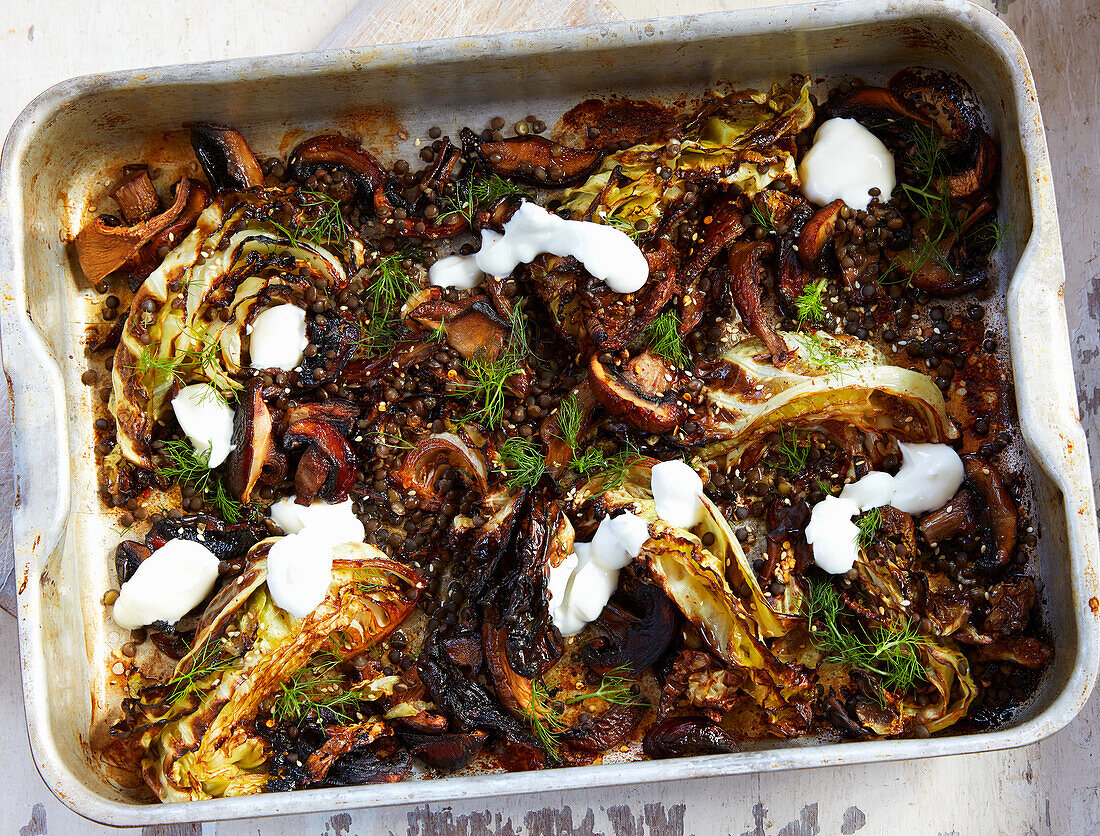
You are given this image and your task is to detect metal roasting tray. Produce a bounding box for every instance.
[1,0,1097,825]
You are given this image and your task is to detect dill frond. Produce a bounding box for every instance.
[166,639,238,704]
[772,427,810,475]
[459,306,532,428]
[444,169,528,224]
[856,507,883,549]
[805,580,928,694]
[498,436,548,489]
[357,253,418,356]
[795,276,828,325]
[748,200,775,232]
[798,332,861,374]
[644,310,689,367]
[297,188,348,248]
[157,439,243,523]
[602,213,643,241]
[555,392,583,450]
[565,666,644,707]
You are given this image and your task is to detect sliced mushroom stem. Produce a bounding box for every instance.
[190,123,265,193]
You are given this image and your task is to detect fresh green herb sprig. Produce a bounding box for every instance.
[773,427,810,475]
[357,253,419,356]
[602,213,643,241]
[644,310,690,368]
[798,333,861,374]
[166,639,238,705]
[526,669,644,754]
[554,392,640,489]
[805,580,928,694]
[272,670,363,725]
[498,436,548,489]
[297,189,349,248]
[444,170,528,224]
[136,327,226,389]
[748,200,775,233]
[157,438,243,523]
[856,507,883,549]
[460,306,532,428]
[794,277,828,326]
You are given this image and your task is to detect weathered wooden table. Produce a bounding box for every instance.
[1,0,1097,832]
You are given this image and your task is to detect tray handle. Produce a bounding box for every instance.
[0,305,71,616]
[1008,228,1100,592]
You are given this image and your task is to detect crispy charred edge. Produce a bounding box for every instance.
[394,433,490,512]
[75,177,198,285]
[417,631,547,767]
[190,123,265,194]
[641,715,737,759]
[460,127,603,186]
[227,377,286,503]
[499,496,566,679]
[587,352,685,434]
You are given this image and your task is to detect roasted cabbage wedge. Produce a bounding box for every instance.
[559,80,813,231]
[123,542,422,802]
[700,330,958,464]
[112,196,359,467]
[576,463,814,736]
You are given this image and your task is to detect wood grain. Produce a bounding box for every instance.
[1,0,1098,834]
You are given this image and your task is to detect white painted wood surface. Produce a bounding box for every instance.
[2,0,1099,833]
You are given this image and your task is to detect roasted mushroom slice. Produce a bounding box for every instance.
[226,378,283,503]
[74,177,195,284]
[288,134,388,210]
[962,454,1017,568]
[112,166,161,224]
[461,127,603,186]
[283,419,359,504]
[399,730,488,771]
[190,123,265,193]
[641,716,737,759]
[588,351,686,434]
[725,240,789,364]
[797,199,845,267]
[582,575,677,675]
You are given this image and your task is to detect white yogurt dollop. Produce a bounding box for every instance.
[805,442,965,574]
[171,383,236,467]
[651,459,705,529]
[429,254,485,289]
[266,532,335,619]
[269,497,366,545]
[249,303,308,371]
[548,511,650,637]
[112,538,220,629]
[798,118,896,212]
[476,201,649,294]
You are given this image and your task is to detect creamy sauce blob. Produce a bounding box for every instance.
[269,497,366,545]
[798,118,896,212]
[806,442,965,574]
[112,538,220,629]
[548,511,650,637]
[428,254,485,289]
[651,459,705,529]
[249,303,308,371]
[476,201,649,294]
[266,532,335,619]
[171,383,236,467]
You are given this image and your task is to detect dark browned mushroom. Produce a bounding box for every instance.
[281,399,359,435]
[283,419,358,504]
[115,540,152,585]
[830,87,933,132]
[288,134,387,205]
[460,127,603,186]
[587,352,685,434]
[559,703,644,755]
[945,133,999,198]
[888,68,982,144]
[974,637,1050,669]
[919,489,979,545]
[111,166,161,224]
[725,240,790,364]
[982,577,1036,635]
[582,575,677,675]
[74,177,194,284]
[797,199,845,267]
[226,378,284,503]
[124,180,212,284]
[399,730,488,771]
[190,123,265,193]
[144,514,263,563]
[482,623,538,718]
[410,296,511,362]
[641,716,737,759]
[677,200,745,332]
[962,454,1018,568]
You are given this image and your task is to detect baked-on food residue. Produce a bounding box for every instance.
[76,69,1049,802]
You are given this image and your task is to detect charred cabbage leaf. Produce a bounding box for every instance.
[121,542,422,802]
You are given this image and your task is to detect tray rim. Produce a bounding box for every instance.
[1,0,1096,825]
